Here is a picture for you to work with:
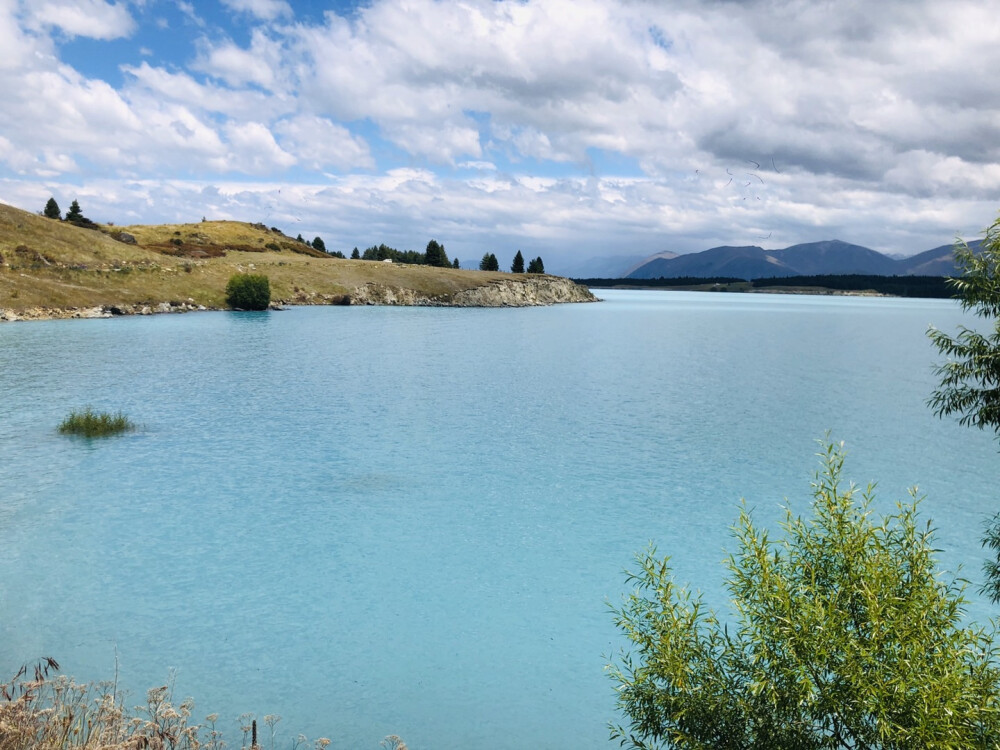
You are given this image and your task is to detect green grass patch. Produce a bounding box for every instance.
[58,407,135,437]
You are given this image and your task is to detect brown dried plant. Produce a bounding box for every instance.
[0,659,347,750]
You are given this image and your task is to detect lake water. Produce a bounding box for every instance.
[0,289,996,749]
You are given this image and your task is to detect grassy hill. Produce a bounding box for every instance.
[0,202,591,317]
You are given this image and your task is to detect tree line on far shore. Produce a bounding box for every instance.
[574,273,954,298]
[479,249,544,273]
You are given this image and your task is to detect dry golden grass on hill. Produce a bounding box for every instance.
[0,201,524,314]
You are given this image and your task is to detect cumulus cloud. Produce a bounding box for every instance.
[26,0,134,40]
[274,115,373,171]
[224,121,296,173]
[194,29,284,89]
[220,0,292,21]
[0,0,999,261]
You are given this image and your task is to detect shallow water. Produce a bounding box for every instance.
[0,290,995,748]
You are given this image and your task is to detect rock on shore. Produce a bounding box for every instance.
[349,276,597,306]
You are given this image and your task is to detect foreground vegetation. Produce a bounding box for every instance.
[0,659,408,750]
[610,442,1000,748]
[0,661,321,750]
[58,408,135,437]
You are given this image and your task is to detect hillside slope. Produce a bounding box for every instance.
[0,202,594,319]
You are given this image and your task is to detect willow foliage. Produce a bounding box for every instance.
[609,443,1000,749]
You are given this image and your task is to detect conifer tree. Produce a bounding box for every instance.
[928,215,1000,601]
[511,250,525,273]
[65,200,84,222]
[425,239,450,267]
[43,197,60,219]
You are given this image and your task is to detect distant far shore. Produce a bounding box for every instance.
[573,274,955,299]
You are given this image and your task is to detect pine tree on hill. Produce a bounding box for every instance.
[425,239,450,267]
[65,200,84,222]
[43,197,60,219]
[511,250,525,273]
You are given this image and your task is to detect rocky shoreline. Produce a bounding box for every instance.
[1,276,597,322]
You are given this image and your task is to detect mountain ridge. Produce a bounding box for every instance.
[627,239,983,280]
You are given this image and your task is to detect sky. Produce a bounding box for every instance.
[1,0,999,274]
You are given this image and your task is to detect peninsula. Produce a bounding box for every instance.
[0,201,595,321]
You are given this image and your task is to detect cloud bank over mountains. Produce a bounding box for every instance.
[0,0,998,272]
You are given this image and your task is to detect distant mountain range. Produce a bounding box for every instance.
[625,239,982,280]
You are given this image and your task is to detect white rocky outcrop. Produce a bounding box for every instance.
[349,276,597,307]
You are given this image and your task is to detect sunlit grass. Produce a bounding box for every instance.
[58,407,135,437]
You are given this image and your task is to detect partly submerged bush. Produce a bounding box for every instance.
[225,273,271,311]
[58,408,134,437]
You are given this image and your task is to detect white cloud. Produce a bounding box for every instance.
[1,0,999,263]
[195,29,283,89]
[220,0,292,21]
[274,115,373,171]
[26,0,134,40]
[224,121,296,173]
[122,61,289,122]
[459,161,497,171]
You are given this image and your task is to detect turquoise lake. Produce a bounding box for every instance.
[0,289,997,748]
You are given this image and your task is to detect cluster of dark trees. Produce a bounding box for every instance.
[42,197,98,229]
[756,274,952,297]
[348,240,458,268]
[480,250,545,273]
[293,233,345,258]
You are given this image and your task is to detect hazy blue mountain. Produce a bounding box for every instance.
[553,252,649,278]
[621,251,678,277]
[897,239,983,276]
[625,238,983,280]
[629,245,796,279]
[773,240,900,276]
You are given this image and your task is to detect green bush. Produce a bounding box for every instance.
[59,407,135,437]
[609,441,1000,748]
[225,273,270,310]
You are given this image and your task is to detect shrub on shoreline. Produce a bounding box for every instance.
[58,408,135,437]
[226,273,271,310]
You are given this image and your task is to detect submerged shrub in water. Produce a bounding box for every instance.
[226,273,271,311]
[59,407,135,437]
